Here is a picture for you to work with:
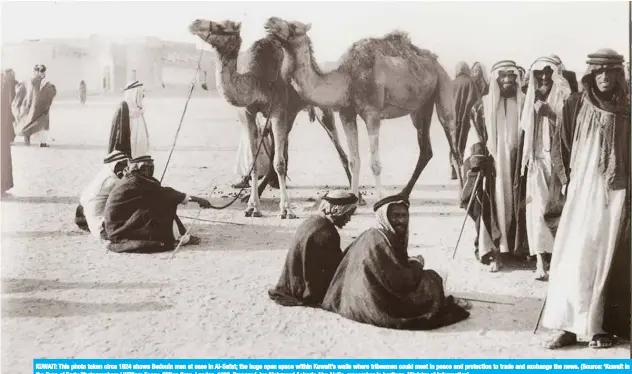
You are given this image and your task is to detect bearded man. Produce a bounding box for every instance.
[542,48,630,350]
[461,60,525,272]
[268,190,358,307]
[519,57,572,281]
[321,194,471,330]
[103,156,211,253]
[450,62,481,181]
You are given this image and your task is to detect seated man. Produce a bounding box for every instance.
[321,194,471,330]
[268,190,358,307]
[75,150,129,239]
[103,155,211,253]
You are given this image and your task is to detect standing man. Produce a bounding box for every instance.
[79,80,87,105]
[268,190,358,307]
[1,69,17,197]
[542,48,630,349]
[519,56,571,281]
[461,60,525,272]
[450,62,481,182]
[108,80,150,158]
[18,65,57,147]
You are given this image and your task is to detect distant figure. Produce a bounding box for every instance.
[108,80,150,158]
[79,80,87,105]
[549,54,579,93]
[1,69,17,197]
[471,61,490,97]
[15,64,57,147]
[268,191,358,307]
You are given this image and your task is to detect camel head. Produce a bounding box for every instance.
[264,17,311,48]
[188,19,242,53]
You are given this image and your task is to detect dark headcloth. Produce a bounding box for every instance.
[586,48,624,67]
[373,194,410,212]
[322,190,358,206]
[129,155,153,164]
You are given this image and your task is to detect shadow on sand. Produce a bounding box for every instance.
[1,278,168,294]
[1,195,77,204]
[1,297,172,318]
[1,230,86,239]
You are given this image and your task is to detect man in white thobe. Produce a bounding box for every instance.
[518,56,571,281]
[542,48,630,350]
[461,60,525,272]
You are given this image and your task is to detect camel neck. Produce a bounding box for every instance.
[290,39,350,108]
[214,46,256,107]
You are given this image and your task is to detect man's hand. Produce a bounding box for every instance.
[190,196,212,209]
[534,100,551,116]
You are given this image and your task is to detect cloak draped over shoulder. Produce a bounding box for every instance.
[321,227,469,330]
[268,215,343,307]
[14,75,56,138]
[104,171,186,253]
[108,101,132,157]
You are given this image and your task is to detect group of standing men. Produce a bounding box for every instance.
[451,49,630,349]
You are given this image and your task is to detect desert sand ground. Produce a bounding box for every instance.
[1,90,629,372]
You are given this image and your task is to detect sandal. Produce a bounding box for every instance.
[589,334,617,349]
[543,330,577,349]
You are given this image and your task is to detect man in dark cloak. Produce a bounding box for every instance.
[449,62,481,182]
[268,190,358,307]
[542,48,630,349]
[1,69,17,197]
[16,65,56,147]
[321,194,471,330]
[103,156,211,253]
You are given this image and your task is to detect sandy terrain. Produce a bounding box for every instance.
[1,91,629,372]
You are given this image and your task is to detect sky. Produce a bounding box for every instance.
[0,0,629,73]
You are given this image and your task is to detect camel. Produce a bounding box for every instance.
[264,18,462,203]
[188,19,351,219]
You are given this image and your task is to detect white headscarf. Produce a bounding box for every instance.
[549,54,566,72]
[482,60,525,161]
[79,150,128,207]
[519,56,572,175]
[123,80,145,117]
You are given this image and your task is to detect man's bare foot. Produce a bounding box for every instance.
[231,176,250,189]
[488,254,502,272]
[543,330,577,349]
[589,334,618,349]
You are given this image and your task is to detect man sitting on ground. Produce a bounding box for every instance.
[321,194,471,330]
[268,190,358,307]
[103,155,211,253]
[75,150,129,239]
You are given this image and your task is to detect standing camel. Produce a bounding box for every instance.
[189,19,351,219]
[265,18,461,203]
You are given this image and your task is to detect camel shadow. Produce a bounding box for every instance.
[288,184,462,193]
[1,278,168,294]
[1,297,172,318]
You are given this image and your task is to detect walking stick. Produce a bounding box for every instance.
[534,297,546,334]
[452,171,482,259]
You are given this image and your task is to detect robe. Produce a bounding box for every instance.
[15,76,56,139]
[451,72,481,174]
[103,171,187,253]
[542,92,630,340]
[78,167,120,239]
[268,215,343,307]
[321,228,470,330]
[234,114,274,180]
[1,74,16,194]
[108,101,150,158]
[79,82,87,105]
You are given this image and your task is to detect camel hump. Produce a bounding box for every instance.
[383,31,438,60]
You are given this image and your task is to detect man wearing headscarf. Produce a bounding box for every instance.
[75,150,129,239]
[449,62,481,182]
[15,65,57,147]
[108,80,150,158]
[471,61,490,97]
[541,49,630,350]
[517,57,572,281]
[321,194,471,330]
[549,54,579,94]
[103,155,212,253]
[1,69,17,197]
[461,60,525,272]
[79,80,87,105]
[268,190,358,307]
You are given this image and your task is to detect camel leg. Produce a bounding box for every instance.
[312,107,352,187]
[243,108,262,218]
[402,103,434,196]
[360,110,385,201]
[270,110,296,219]
[340,107,365,206]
